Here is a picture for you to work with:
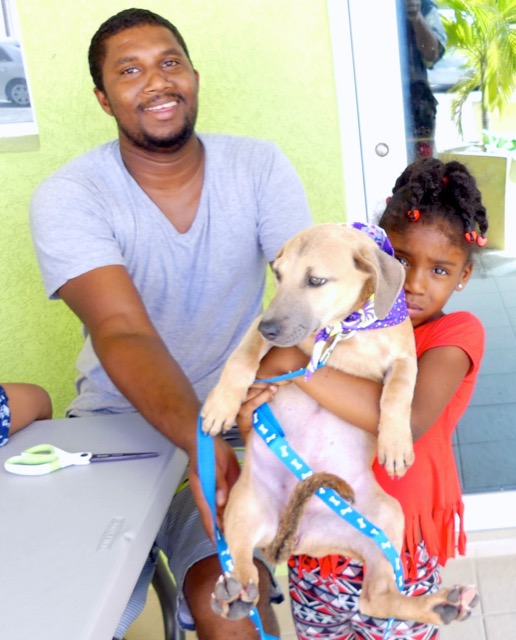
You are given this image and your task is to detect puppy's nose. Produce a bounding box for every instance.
[258,319,282,341]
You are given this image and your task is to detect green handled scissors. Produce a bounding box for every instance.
[4,443,159,476]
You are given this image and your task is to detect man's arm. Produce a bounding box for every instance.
[406,0,445,66]
[58,264,238,538]
[59,265,200,448]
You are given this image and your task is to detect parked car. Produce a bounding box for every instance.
[0,39,30,106]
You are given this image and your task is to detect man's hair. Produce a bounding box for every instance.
[88,8,192,92]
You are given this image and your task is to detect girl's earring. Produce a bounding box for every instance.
[457,283,463,290]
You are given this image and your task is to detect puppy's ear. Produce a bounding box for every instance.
[355,247,405,319]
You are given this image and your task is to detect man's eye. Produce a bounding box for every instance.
[308,276,326,287]
[122,67,139,75]
[163,59,178,69]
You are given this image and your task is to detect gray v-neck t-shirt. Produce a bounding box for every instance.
[31,133,313,415]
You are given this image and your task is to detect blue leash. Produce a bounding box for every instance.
[253,401,400,639]
[197,417,278,640]
[252,402,404,591]
[198,366,403,639]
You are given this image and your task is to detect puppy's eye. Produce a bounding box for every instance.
[308,276,326,287]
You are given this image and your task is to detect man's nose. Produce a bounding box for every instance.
[144,68,173,92]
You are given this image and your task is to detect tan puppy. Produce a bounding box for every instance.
[202,223,477,626]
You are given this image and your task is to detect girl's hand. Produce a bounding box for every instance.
[236,346,308,442]
[236,384,278,443]
[255,346,309,382]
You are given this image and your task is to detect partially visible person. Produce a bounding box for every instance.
[238,157,488,639]
[0,383,52,446]
[404,0,447,159]
[30,8,312,640]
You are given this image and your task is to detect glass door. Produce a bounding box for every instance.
[328,0,516,532]
[327,0,408,222]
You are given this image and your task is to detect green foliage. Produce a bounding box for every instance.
[482,129,516,152]
[437,0,516,140]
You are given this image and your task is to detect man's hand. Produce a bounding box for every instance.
[405,0,422,21]
[188,435,241,541]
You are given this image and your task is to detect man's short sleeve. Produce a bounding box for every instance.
[252,141,313,261]
[423,6,447,65]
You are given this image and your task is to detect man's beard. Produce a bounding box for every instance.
[119,112,197,153]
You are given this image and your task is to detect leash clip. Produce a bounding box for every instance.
[318,329,356,366]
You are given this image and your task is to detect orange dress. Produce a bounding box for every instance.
[373,311,485,578]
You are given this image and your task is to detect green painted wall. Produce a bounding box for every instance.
[0,0,345,417]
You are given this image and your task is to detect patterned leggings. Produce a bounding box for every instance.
[288,544,441,640]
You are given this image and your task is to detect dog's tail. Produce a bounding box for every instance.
[265,472,355,564]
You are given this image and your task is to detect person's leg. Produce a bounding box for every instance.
[288,549,442,640]
[351,615,440,640]
[350,543,441,640]
[312,543,441,640]
[288,555,356,639]
[184,555,280,640]
[158,463,283,638]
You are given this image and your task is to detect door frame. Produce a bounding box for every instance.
[327,0,408,223]
[327,0,515,534]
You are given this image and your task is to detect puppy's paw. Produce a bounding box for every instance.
[432,585,479,625]
[211,573,259,620]
[201,386,245,436]
[377,428,414,478]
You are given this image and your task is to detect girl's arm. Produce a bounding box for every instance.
[239,344,471,443]
[2,383,52,435]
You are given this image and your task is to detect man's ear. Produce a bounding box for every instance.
[94,87,113,116]
[456,261,474,291]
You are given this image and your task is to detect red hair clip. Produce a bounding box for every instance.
[407,209,421,222]
[464,231,488,246]
[386,196,392,204]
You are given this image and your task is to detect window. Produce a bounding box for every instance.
[0,0,37,147]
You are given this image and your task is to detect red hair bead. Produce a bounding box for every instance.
[407,209,421,222]
[476,235,488,247]
[464,231,477,243]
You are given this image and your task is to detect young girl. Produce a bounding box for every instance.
[0,383,52,446]
[238,157,489,639]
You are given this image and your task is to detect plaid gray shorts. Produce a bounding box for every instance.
[157,442,283,629]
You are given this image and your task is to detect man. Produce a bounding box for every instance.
[30,8,312,639]
[404,0,446,158]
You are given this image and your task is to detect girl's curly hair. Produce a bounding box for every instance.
[379,158,488,255]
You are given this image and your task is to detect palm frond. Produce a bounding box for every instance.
[439,0,516,138]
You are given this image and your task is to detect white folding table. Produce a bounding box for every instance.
[0,412,188,640]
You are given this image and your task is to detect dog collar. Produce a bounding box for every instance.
[305,224,408,380]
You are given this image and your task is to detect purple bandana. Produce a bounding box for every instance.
[305,223,408,379]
